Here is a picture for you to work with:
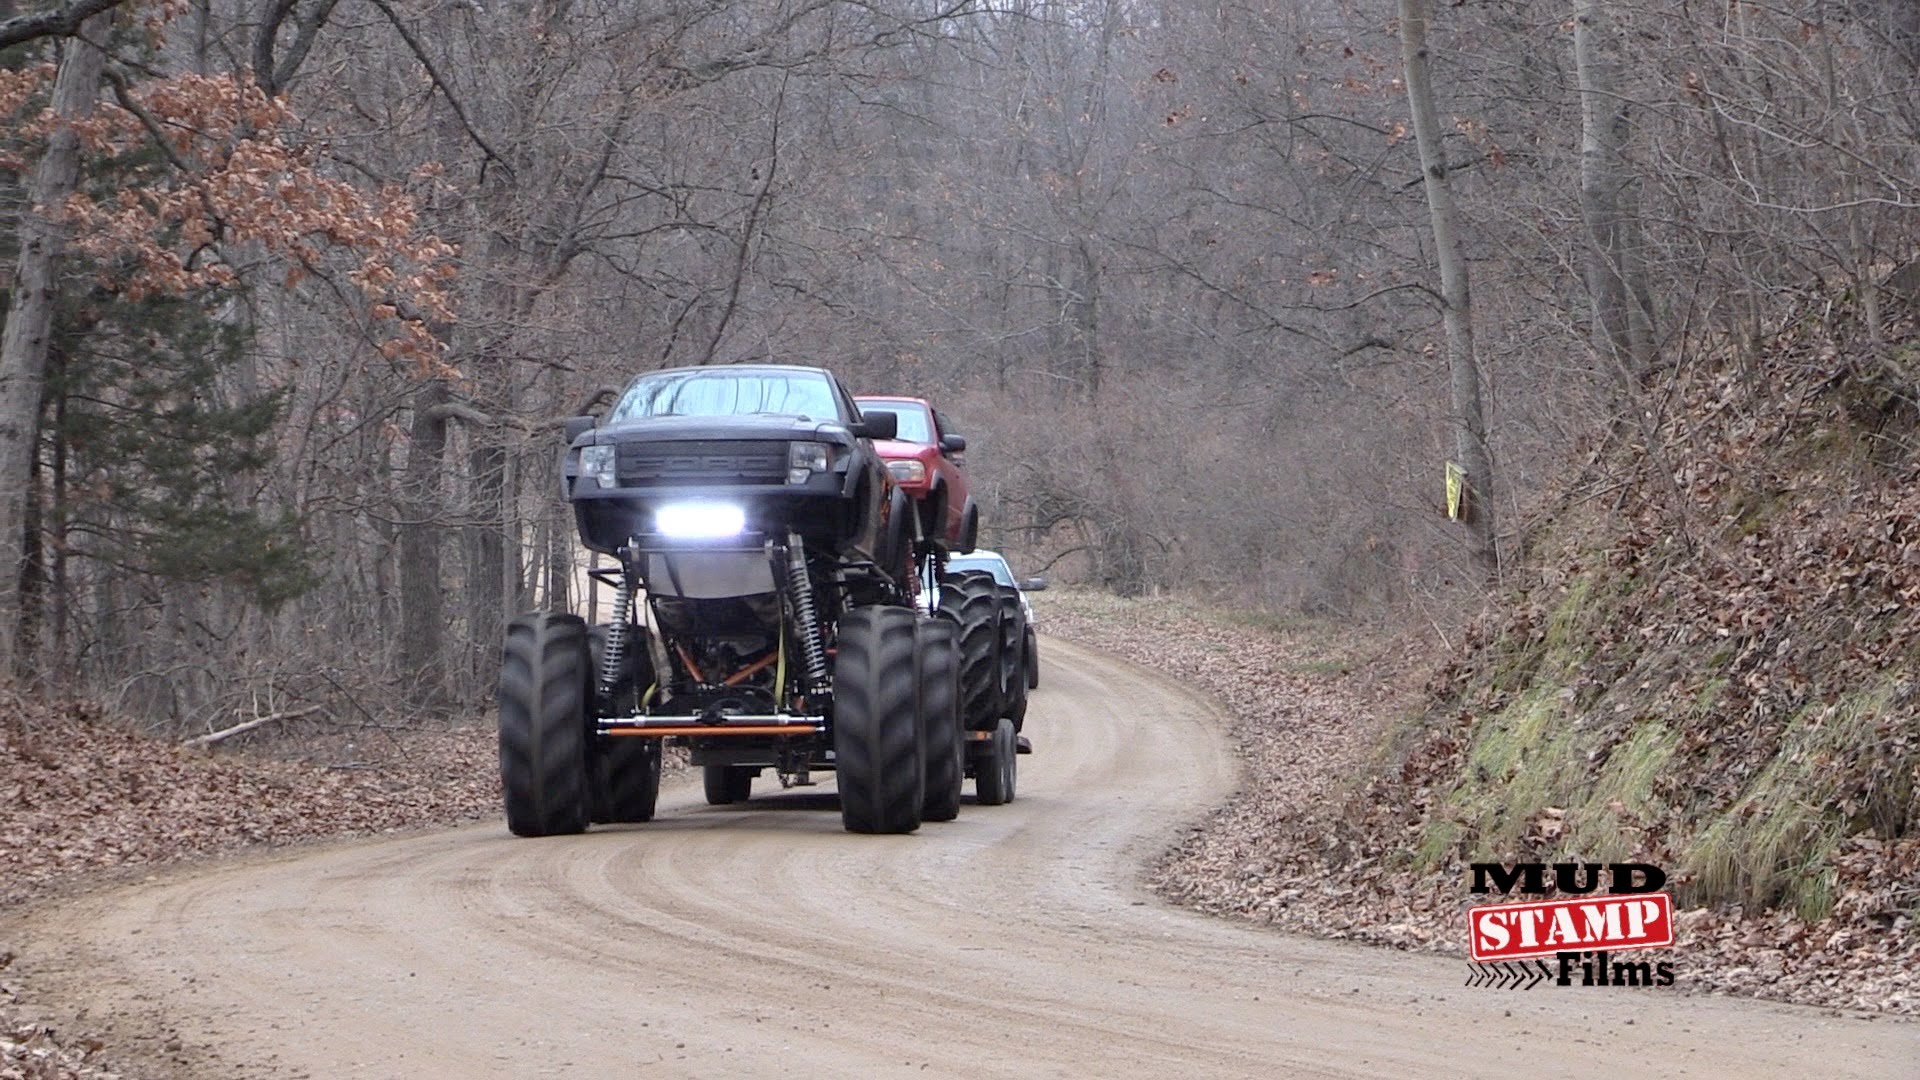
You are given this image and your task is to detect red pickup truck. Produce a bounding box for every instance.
[853,396,979,553]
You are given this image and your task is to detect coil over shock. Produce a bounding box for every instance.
[786,533,830,693]
[598,559,636,697]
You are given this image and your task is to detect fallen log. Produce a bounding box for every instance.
[182,706,322,749]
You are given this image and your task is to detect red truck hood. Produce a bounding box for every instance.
[870,438,937,461]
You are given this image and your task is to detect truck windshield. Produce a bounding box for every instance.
[947,555,1016,587]
[855,400,934,443]
[610,369,841,422]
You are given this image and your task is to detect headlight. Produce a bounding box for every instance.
[579,445,616,489]
[887,459,926,484]
[654,502,747,538]
[788,442,831,484]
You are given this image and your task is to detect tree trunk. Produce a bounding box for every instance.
[1398,0,1498,578]
[506,450,528,612]
[398,380,450,704]
[1574,0,1656,385]
[0,14,110,674]
[545,500,571,612]
[16,388,42,671]
[1071,237,1102,402]
[465,438,506,687]
[49,365,68,685]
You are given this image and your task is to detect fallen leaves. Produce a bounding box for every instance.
[1044,532,1919,1015]
[0,692,499,912]
[0,1024,120,1080]
[0,697,501,1076]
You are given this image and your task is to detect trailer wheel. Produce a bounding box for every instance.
[935,569,1005,730]
[834,605,924,834]
[974,717,1017,806]
[588,624,660,824]
[703,765,755,805]
[499,612,592,837]
[916,618,963,822]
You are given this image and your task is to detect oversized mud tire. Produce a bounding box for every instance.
[834,605,924,834]
[974,717,1017,806]
[592,740,661,823]
[915,618,963,823]
[499,612,592,837]
[1025,626,1040,690]
[994,586,1029,731]
[957,503,980,554]
[587,623,661,824]
[704,765,754,805]
[935,569,1005,730]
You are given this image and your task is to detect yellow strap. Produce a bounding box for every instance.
[775,617,788,708]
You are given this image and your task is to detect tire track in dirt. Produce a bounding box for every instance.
[10,638,1916,1078]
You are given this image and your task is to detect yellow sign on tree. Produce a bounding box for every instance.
[1445,462,1465,521]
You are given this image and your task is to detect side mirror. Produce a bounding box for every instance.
[1020,576,1048,591]
[852,411,898,440]
[939,433,968,453]
[564,415,596,442]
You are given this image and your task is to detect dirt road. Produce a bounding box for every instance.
[13,639,1916,1078]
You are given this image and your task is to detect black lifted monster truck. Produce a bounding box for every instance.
[497,364,1021,837]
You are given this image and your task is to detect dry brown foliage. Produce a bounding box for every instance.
[12,72,456,367]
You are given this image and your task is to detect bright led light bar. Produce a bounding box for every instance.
[654,502,747,539]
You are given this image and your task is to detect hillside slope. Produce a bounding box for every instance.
[1079,310,1919,1013]
[1356,315,1919,1007]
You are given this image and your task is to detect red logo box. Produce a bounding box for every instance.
[1468,892,1674,962]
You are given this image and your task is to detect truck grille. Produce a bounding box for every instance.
[615,440,788,486]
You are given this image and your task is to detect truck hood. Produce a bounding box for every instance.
[870,438,937,461]
[580,414,855,448]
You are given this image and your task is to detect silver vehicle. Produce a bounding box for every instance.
[940,550,1044,691]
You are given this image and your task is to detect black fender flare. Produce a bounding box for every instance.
[956,499,981,554]
[923,479,949,538]
[881,485,913,576]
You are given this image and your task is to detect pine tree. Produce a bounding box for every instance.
[44,286,316,611]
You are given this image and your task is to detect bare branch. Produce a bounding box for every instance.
[254,0,340,96]
[421,401,498,427]
[700,74,786,365]
[0,0,123,51]
[251,0,298,92]
[364,0,509,175]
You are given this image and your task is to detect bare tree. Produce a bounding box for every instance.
[1573,0,1656,385]
[1398,0,1497,577]
[8,0,1918,725]
[0,12,109,673]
